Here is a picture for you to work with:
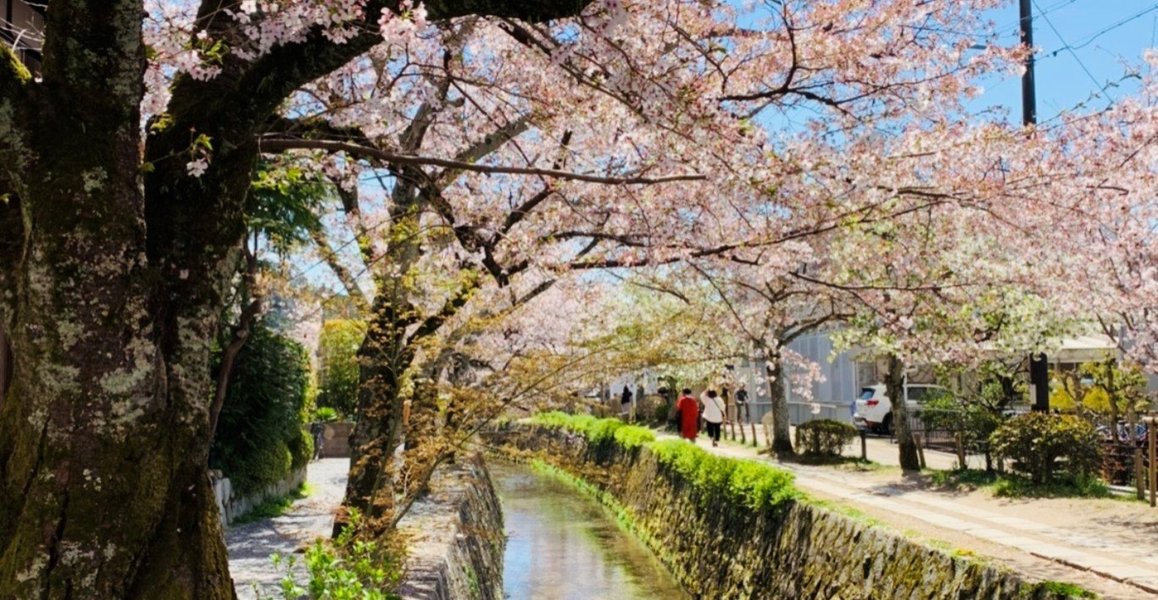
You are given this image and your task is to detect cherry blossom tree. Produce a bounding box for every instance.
[0,2,603,598]
[0,0,1035,596]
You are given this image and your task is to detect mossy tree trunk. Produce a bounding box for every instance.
[766,356,794,455]
[0,1,595,596]
[886,355,921,471]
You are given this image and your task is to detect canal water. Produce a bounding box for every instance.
[492,462,688,600]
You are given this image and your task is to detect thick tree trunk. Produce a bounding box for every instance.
[0,326,10,401]
[0,174,236,598]
[341,298,410,532]
[767,359,794,455]
[886,355,921,472]
[0,4,245,592]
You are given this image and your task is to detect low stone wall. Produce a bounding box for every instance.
[317,421,353,458]
[211,466,307,526]
[396,454,505,600]
[488,425,1075,600]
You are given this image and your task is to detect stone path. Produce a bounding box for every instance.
[663,430,1158,599]
[227,458,350,600]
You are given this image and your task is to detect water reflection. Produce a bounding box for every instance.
[493,462,688,600]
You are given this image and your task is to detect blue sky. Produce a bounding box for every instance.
[973,0,1158,121]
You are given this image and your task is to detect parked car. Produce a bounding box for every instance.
[853,383,945,434]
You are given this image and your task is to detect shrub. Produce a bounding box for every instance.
[989,413,1101,484]
[316,319,366,417]
[275,508,403,599]
[648,439,796,511]
[652,401,670,426]
[211,324,312,495]
[529,411,655,449]
[313,406,340,422]
[530,412,796,511]
[919,392,1001,449]
[795,419,857,456]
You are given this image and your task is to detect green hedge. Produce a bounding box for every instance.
[529,412,797,511]
[989,413,1101,485]
[211,324,312,495]
[795,419,857,457]
[316,319,366,418]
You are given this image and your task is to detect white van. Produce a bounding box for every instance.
[852,383,944,434]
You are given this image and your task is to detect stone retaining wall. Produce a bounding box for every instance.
[396,454,505,600]
[488,425,1077,600]
[211,466,306,526]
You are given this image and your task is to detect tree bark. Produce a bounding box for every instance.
[887,355,921,471]
[0,1,242,594]
[0,0,599,595]
[0,326,10,402]
[767,357,794,455]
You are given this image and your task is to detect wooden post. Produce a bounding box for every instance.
[913,433,927,470]
[955,432,967,471]
[860,429,868,462]
[1149,420,1156,508]
[1136,448,1145,501]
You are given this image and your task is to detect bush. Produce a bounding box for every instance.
[316,319,366,417]
[795,419,857,456]
[529,412,796,512]
[275,508,403,599]
[652,401,670,426]
[211,324,312,495]
[313,406,340,422]
[649,439,796,511]
[989,413,1101,485]
[919,391,1001,450]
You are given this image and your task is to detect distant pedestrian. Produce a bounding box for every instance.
[620,385,633,407]
[676,388,699,441]
[701,389,725,447]
[735,383,750,424]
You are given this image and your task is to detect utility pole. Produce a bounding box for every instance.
[1020,0,1049,412]
[1020,0,1037,126]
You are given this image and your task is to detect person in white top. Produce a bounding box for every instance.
[700,389,725,447]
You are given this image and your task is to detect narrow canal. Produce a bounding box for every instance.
[492,462,688,600]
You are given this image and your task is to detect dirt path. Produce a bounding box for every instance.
[665,430,1158,599]
[227,458,350,599]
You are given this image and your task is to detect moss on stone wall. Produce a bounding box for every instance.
[489,419,1093,600]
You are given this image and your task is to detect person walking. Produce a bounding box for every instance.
[620,384,633,417]
[676,388,699,441]
[735,383,750,425]
[701,389,725,447]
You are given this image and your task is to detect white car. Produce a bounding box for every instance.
[853,383,944,434]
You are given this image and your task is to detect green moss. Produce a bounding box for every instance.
[232,482,310,525]
[930,469,1113,499]
[1029,580,1098,598]
[529,412,795,512]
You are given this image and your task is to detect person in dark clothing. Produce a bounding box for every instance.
[620,385,633,406]
[735,383,750,424]
[701,389,725,447]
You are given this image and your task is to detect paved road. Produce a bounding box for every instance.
[227,458,350,599]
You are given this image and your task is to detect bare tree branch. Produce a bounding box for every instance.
[309,226,371,313]
[210,239,262,437]
[259,138,703,185]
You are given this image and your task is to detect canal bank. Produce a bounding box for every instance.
[486,416,1095,599]
[491,461,687,600]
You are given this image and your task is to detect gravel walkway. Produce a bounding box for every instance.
[227,458,350,599]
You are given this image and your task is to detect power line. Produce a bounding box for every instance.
[1033,0,1112,101]
[1067,3,1158,51]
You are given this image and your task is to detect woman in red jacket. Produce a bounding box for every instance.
[676,388,700,441]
